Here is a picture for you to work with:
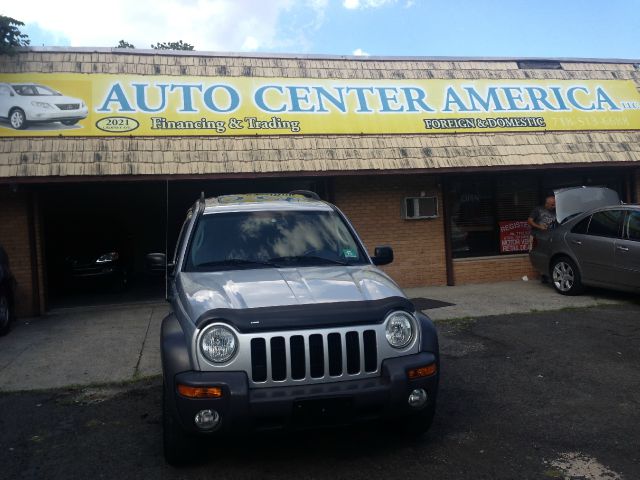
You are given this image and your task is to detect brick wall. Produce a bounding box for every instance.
[0,187,39,316]
[333,175,447,288]
[453,255,538,284]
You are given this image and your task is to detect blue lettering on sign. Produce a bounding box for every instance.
[345,87,375,113]
[401,87,435,112]
[502,86,530,111]
[170,84,203,113]
[254,85,286,113]
[133,83,169,113]
[96,83,135,112]
[202,84,240,113]
[315,86,347,113]
[464,87,506,112]
[567,86,595,111]
[595,87,620,111]
[376,87,404,112]
[287,86,315,112]
[442,87,471,112]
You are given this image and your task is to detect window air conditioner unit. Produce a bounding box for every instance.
[403,196,438,220]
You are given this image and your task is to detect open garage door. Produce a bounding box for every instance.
[39,177,330,309]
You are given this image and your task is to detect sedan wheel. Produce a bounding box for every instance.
[551,257,583,295]
[10,109,27,130]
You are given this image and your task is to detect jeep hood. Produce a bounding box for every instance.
[177,265,405,322]
[555,186,620,223]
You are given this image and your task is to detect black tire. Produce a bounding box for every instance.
[163,382,196,466]
[0,293,11,336]
[61,119,79,126]
[401,401,436,437]
[9,108,27,130]
[551,256,584,296]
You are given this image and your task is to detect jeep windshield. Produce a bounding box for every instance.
[184,209,368,271]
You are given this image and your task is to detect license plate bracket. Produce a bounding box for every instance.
[292,397,353,426]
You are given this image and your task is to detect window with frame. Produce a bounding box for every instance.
[571,216,591,234]
[627,211,640,241]
[587,210,624,238]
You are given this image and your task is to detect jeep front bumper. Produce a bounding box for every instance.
[168,351,438,435]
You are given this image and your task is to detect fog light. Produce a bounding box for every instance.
[194,409,220,430]
[408,388,428,409]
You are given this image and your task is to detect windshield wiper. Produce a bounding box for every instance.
[195,259,278,269]
[269,255,351,266]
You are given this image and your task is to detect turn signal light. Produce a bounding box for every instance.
[407,364,438,379]
[177,384,223,398]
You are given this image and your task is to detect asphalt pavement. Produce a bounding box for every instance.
[1,304,638,479]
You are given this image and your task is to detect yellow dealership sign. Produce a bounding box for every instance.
[1,73,640,136]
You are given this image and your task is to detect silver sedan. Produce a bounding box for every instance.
[530,204,640,295]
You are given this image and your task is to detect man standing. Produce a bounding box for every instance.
[528,194,556,284]
[528,194,556,234]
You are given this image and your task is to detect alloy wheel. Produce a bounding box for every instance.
[10,110,25,129]
[552,261,575,292]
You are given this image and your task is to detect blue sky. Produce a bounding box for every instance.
[8,0,640,59]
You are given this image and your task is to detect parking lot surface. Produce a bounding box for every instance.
[1,304,638,479]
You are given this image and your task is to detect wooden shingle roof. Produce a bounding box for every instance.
[1,50,639,180]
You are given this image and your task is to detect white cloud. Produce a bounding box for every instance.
[352,48,370,56]
[3,0,323,52]
[242,36,260,51]
[343,0,398,9]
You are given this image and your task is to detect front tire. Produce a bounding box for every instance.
[551,256,584,295]
[402,401,436,437]
[9,109,27,130]
[163,381,196,466]
[61,119,79,126]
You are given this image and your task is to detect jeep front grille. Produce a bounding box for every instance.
[250,329,378,385]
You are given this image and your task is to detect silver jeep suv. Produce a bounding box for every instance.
[161,192,440,465]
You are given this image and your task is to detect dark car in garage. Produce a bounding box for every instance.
[63,247,129,291]
[530,186,640,295]
[0,244,16,335]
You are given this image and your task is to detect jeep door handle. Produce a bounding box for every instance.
[616,245,629,252]
[570,240,582,246]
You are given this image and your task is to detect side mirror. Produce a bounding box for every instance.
[144,252,174,275]
[371,246,394,266]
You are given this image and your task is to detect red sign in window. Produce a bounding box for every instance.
[499,221,531,253]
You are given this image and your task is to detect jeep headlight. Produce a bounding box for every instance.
[200,325,237,363]
[385,311,415,349]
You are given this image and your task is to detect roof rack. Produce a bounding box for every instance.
[289,190,321,200]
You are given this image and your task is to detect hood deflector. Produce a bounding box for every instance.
[195,296,415,333]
